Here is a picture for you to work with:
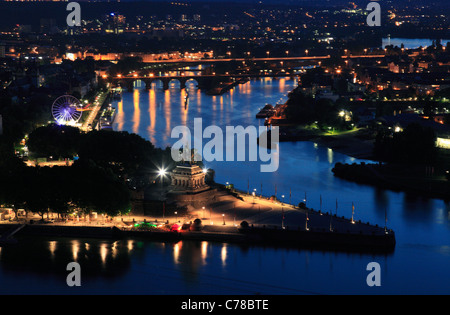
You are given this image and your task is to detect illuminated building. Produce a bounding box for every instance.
[170,164,210,194]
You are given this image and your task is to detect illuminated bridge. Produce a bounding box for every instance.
[111,72,299,91]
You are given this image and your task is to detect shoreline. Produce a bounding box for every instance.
[269,127,376,160]
[0,213,396,254]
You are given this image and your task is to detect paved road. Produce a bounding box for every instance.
[81,90,110,131]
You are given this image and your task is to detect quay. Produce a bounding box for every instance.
[81,88,112,132]
[0,195,396,253]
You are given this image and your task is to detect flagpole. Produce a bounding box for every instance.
[385,207,388,233]
[351,202,355,223]
[305,210,309,231]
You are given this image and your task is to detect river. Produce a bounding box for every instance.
[382,37,450,49]
[1,77,449,295]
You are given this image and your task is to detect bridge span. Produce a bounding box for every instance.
[112,72,299,91]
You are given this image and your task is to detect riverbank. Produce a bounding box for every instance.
[272,127,375,160]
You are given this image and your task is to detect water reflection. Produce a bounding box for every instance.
[374,188,390,218]
[0,237,135,282]
[132,89,140,134]
[49,241,57,259]
[148,89,156,144]
[402,193,434,223]
[72,240,80,261]
[0,234,447,294]
[100,243,108,266]
[201,241,208,265]
[116,100,124,131]
[221,244,227,267]
[115,78,295,150]
[173,242,182,265]
[175,241,203,283]
[327,148,334,164]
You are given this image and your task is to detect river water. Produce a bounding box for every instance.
[1,78,449,295]
[382,38,450,49]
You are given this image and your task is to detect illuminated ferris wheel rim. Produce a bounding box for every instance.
[52,95,84,126]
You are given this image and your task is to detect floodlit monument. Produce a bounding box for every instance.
[170,163,210,194]
[167,152,216,207]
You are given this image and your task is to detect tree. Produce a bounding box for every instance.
[25,167,52,220]
[374,123,437,164]
[78,130,157,180]
[0,154,29,220]
[27,124,82,159]
[70,160,131,218]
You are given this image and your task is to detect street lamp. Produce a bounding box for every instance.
[305,211,309,231]
[202,206,205,219]
[158,168,167,177]
[222,214,226,225]
[175,211,178,223]
[158,167,167,190]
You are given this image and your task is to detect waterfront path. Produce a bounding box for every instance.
[0,190,390,238]
[81,89,110,132]
[189,191,390,236]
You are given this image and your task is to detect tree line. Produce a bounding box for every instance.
[0,158,131,220]
[1,125,175,220]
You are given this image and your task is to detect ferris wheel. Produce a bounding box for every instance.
[52,95,87,126]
